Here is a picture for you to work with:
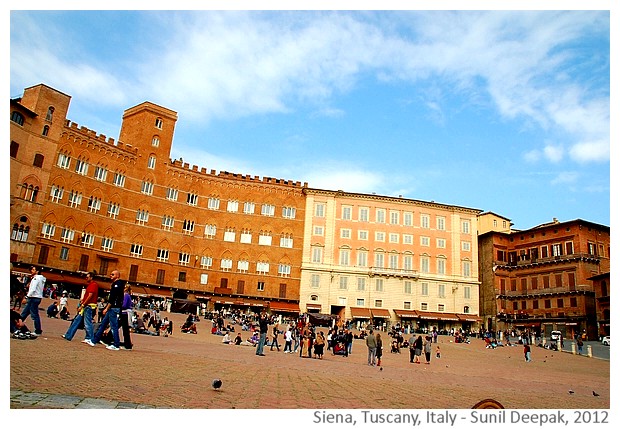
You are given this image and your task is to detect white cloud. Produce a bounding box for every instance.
[523,150,541,163]
[551,171,579,185]
[543,145,564,163]
[569,140,610,163]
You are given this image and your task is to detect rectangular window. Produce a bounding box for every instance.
[166,187,178,201]
[312,247,323,263]
[258,233,272,246]
[59,247,69,260]
[224,229,236,242]
[404,281,412,294]
[358,230,368,240]
[436,238,446,248]
[314,203,325,217]
[438,284,445,298]
[243,202,255,214]
[375,232,385,242]
[178,272,187,282]
[313,226,324,236]
[437,259,446,275]
[555,273,562,287]
[421,236,430,246]
[187,193,199,206]
[311,274,320,288]
[462,241,471,251]
[278,264,291,277]
[60,228,75,243]
[421,214,430,229]
[552,243,563,257]
[256,262,270,274]
[280,234,293,248]
[112,172,124,187]
[130,243,143,257]
[162,215,174,231]
[403,212,413,226]
[80,233,94,248]
[147,156,156,169]
[200,256,212,269]
[339,249,350,266]
[156,270,165,285]
[261,204,275,216]
[50,185,64,203]
[356,298,365,307]
[237,260,249,273]
[57,153,71,169]
[157,249,169,262]
[403,234,413,245]
[208,197,220,210]
[390,211,399,225]
[182,219,195,234]
[204,224,216,239]
[376,209,386,223]
[375,278,384,292]
[389,233,399,243]
[101,237,113,252]
[135,209,149,225]
[240,230,252,244]
[438,304,445,312]
[464,286,471,299]
[374,253,384,268]
[74,159,90,175]
[543,276,550,288]
[420,302,428,311]
[420,256,429,273]
[462,220,471,234]
[339,277,348,290]
[419,282,428,296]
[342,206,352,220]
[220,258,233,271]
[359,207,369,222]
[94,166,108,182]
[340,228,351,239]
[403,255,413,271]
[404,301,411,310]
[357,251,368,267]
[437,216,446,230]
[374,299,383,308]
[227,200,239,212]
[257,282,265,291]
[141,181,153,195]
[68,191,82,208]
[389,254,398,269]
[462,261,471,277]
[357,277,366,291]
[282,206,296,219]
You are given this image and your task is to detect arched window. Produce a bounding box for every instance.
[11,223,30,242]
[11,111,24,126]
[42,125,50,136]
[46,106,55,121]
[21,183,39,202]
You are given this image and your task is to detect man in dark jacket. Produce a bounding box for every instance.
[255,311,269,356]
[92,270,125,350]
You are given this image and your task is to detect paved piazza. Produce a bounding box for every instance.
[10,298,610,410]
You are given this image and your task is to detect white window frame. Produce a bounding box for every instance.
[157,249,169,262]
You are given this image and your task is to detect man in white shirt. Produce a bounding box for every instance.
[20,266,46,336]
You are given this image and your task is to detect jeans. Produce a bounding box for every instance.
[20,297,42,334]
[367,347,377,365]
[64,306,94,341]
[120,311,133,349]
[256,332,267,355]
[93,307,121,347]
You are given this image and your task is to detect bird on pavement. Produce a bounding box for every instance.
[593,391,600,397]
[212,379,222,390]
[568,390,574,395]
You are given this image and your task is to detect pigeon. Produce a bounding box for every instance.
[379,367,383,371]
[568,390,574,395]
[212,379,222,390]
[593,391,600,397]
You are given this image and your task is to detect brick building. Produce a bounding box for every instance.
[300,188,483,331]
[478,218,610,340]
[10,84,305,315]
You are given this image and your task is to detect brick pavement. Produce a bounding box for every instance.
[10,298,610,409]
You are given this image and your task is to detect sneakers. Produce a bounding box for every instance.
[84,339,95,347]
[100,340,109,347]
[106,344,120,351]
[120,346,133,351]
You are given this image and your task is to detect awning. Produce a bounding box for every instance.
[417,311,459,321]
[456,314,482,322]
[350,307,372,319]
[269,301,300,313]
[306,303,322,310]
[42,272,89,286]
[131,286,150,297]
[394,309,419,319]
[142,286,172,298]
[371,308,391,318]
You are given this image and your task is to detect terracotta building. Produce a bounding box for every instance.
[10,84,305,315]
[588,272,610,338]
[300,188,483,331]
[478,218,610,340]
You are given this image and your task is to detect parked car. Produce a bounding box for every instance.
[602,336,610,346]
[550,330,562,341]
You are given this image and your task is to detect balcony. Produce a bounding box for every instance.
[495,253,600,271]
[368,267,419,279]
[498,284,593,298]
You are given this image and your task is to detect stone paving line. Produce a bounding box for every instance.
[10,298,611,411]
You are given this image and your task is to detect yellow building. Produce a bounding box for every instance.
[300,188,482,332]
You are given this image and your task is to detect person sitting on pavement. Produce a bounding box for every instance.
[222,332,232,344]
[59,306,71,320]
[234,332,243,345]
[47,301,59,318]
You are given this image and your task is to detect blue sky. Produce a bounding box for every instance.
[9,6,612,230]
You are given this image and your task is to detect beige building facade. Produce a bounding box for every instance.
[300,189,482,331]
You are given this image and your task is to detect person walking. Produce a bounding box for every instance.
[424,336,432,364]
[366,329,377,366]
[270,324,281,351]
[413,335,423,364]
[119,283,134,350]
[255,311,268,356]
[92,270,125,351]
[283,327,293,353]
[524,343,532,362]
[63,271,99,344]
[375,332,383,367]
[344,329,353,356]
[20,266,46,336]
